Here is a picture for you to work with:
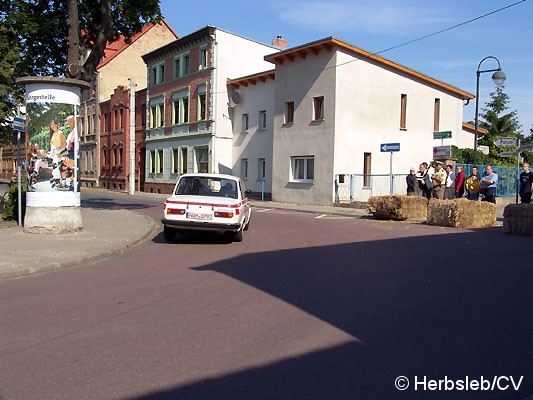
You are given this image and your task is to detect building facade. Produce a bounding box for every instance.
[79,21,178,188]
[141,26,278,194]
[228,37,475,205]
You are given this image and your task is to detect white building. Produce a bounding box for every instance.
[230,37,475,205]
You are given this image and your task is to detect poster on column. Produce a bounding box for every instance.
[25,83,81,207]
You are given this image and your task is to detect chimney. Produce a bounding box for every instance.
[272,35,287,50]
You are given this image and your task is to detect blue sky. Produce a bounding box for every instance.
[160,0,532,136]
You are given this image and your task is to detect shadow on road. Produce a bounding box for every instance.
[127,227,533,400]
[152,230,234,245]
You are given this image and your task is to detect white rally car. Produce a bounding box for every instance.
[162,173,251,242]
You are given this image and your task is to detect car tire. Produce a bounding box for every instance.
[243,216,250,231]
[232,227,244,242]
[163,225,176,242]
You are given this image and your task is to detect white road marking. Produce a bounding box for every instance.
[257,208,272,213]
[315,214,327,219]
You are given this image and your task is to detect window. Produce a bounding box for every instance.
[149,150,156,173]
[241,158,248,179]
[150,102,164,128]
[103,148,108,166]
[258,158,266,180]
[400,94,407,129]
[242,114,249,132]
[195,147,208,173]
[199,47,208,69]
[172,90,189,124]
[118,147,123,165]
[183,54,190,75]
[157,149,164,174]
[259,110,267,129]
[180,147,188,174]
[114,109,118,130]
[174,53,190,77]
[291,156,314,182]
[141,104,146,127]
[434,98,440,132]
[313,96,324,120]
[363,152,371,187]
[102,114,107,133]
[285,101,294,124]
[198,85,207,121]
[119,108,124,129]
[172,148,179,174]
[151,62,165,85]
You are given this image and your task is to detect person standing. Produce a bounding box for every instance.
[444,164,455,199]
[480,163,498,203]
[519,162,533,204]
[431,161,447,199]
[415,162,432,199]
[465,166,481,201]
[454,166,466,198]
[406,167,417,195]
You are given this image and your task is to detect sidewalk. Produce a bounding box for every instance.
[0,207,157,280]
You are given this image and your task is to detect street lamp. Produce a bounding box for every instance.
[473,56,506,166]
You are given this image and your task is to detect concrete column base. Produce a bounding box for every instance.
[23,206,83,234]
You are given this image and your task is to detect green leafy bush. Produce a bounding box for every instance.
[2,181,26,222]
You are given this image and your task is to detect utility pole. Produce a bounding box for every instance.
[128,77,135,195]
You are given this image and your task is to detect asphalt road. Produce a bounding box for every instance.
[1,191,532,400]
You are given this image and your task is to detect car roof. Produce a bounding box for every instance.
[178,173,240,181]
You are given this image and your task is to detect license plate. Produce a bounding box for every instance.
[186,212,212,220]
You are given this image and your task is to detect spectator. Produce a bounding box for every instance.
[454,166,466,198]
[415,162,432,199]
[431,161,447,199]
[465,166,481,201]
[480,163,498,204]
[444,164,455,199]
[519,162,533,204]
[406,167,417,195]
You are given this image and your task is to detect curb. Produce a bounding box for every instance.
[0,211,159,281]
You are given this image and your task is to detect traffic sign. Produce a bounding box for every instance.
[433,130,452,139]
[380,143,400,152]
[12,116,25,132]
[519,144,533,152]
[500,151,517,157]
[494,137,519,147]
[433,145,451,158]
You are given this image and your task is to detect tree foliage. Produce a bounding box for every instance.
[0,0,162,138]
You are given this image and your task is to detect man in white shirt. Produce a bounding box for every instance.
[444,164,455,199]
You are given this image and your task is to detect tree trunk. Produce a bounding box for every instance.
[66,0,81,79]
[80,0,113,82]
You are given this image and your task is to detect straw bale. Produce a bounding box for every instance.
[367,195,428,221]
[427,198,495,228]
[503,204,533,235]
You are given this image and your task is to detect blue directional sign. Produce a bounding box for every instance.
[12,117,25,132]
[380,142,400,152]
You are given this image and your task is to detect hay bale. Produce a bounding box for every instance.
[367,195,428,221]
[503,204,533,235]
[427,198,496,228]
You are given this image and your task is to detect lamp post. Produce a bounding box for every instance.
[473,56,506,167]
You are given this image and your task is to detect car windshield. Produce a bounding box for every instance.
[175,177,238,199]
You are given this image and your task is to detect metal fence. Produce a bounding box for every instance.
[335,163,519,203]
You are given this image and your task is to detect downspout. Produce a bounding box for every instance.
[211,35,217,173]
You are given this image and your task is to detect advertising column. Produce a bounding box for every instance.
[17,77,90,233]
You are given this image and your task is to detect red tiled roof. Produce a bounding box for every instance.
[97,20,178,69]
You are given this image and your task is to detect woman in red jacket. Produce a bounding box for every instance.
[454,165,466,198]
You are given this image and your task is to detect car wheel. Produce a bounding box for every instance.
[163,225,176,242]
[232,228,244,242]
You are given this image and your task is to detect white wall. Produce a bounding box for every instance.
[334,48,466,178]
[271,51,337,205]
[230,79,275,194]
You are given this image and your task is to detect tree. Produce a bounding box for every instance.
[476,85,522,165]
[0,0,162,136]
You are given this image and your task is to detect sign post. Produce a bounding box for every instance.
[13,115,25,226]
[433,145,451,159]
[495,137,520,203]
[381,143,400,194]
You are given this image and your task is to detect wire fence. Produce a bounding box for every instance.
[335,163,519,203]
